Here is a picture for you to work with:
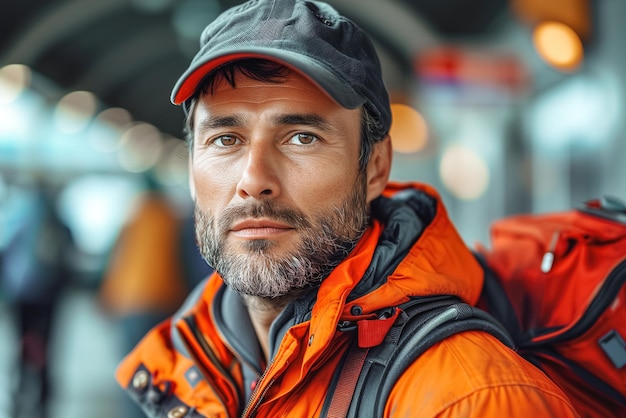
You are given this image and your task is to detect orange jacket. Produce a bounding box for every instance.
[116,182,579,417]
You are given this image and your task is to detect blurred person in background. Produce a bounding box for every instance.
[99,171,212,418]
[0,173,75,418]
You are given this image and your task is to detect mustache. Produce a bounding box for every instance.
[218,201,312,232]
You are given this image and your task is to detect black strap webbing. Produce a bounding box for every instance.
[324,296,514,418]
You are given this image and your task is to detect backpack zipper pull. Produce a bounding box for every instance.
[541,231,560,273]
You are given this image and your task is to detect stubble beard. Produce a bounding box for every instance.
[195,174,369,305]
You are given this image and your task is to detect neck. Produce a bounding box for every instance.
[242,295,285,362]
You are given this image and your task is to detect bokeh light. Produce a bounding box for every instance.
[54,90,99,134]
[533,21,584,72]
[58,175,142,255]
[389,103,429,154]
[88,107,134,153]
[118,122,164,173]
[439,144,490,200]
[0,64,31,105]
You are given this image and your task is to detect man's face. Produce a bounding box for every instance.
[190,69,373,300]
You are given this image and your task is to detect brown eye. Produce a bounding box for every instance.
[214,135,239,147]
[290,133,318,145]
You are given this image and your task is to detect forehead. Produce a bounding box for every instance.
[191,69,362,130]
[205,68,337,106]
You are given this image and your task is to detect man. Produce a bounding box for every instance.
[116,0,579,416]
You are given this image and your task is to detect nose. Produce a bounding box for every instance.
[236,145,281,200]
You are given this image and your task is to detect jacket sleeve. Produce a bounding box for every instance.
[385,331,580,418]
[114,278,241,418]
[115,318,211,418]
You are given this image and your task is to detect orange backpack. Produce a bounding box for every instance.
[328,197,625,418]
[475,196,626,417]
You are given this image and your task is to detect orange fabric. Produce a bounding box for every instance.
[387,332,577,417]
[100,194,188,315]
[479,210,626,335]
[476,208,626,417]
[116,182,579,417]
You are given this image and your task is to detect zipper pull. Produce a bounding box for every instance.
[541,231,560,273]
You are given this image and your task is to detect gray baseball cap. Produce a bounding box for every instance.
[171,0,391,137]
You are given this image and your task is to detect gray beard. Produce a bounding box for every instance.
[194,175,369,304]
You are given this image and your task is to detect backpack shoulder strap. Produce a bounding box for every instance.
[324,295,514,418]
[474,252,523,340]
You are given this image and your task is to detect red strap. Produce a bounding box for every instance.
[357,308,401,348]
[327,346,369,418]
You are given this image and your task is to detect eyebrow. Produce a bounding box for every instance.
[197,115,244,131]
[273,113,334,131]
[196,113,334,133]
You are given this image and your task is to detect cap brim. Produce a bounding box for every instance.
[170,48,366,110]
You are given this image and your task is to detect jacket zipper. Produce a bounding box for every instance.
[182,316,243,416]
[533,258,626,345]
[240,359,276,418]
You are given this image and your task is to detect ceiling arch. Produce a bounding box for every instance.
[1,0,507,137]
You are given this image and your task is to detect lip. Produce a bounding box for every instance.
[230,218,294,238]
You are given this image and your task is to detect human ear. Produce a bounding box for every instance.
[366,135,392,203]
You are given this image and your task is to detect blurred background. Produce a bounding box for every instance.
[0,0,624,417]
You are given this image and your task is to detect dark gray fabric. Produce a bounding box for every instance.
[171,0,391,139]
[347,190,435,301]
[213,285,266,402]
[213,286,264,374]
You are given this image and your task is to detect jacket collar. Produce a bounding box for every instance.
[211,182,483,369]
